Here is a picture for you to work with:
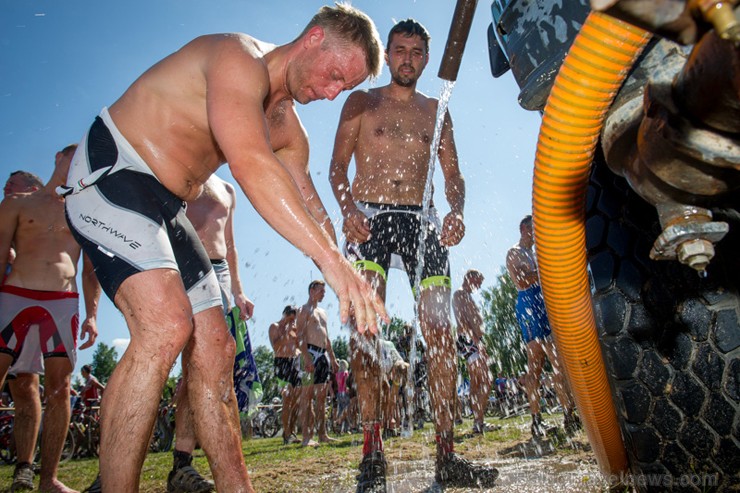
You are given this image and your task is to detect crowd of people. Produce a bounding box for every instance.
[0,4,580,493]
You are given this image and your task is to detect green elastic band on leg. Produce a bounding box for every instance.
[413,275,451,297]
[353,260,387,281]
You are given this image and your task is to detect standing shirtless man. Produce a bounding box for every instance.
[329,19,497,492]
[452,269,492,435]
[0,145,100,493]
[61,5,386,492]
[172,174,255,492]
[297,280,338,447]
[506,215,580,439]
[269,305,301,445]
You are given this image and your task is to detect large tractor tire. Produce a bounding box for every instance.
[585,160,740,491]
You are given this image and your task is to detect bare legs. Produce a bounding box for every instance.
[8,374,41,467]
[101,269,252,492]
[468,353,492,430]
[418,286,456,455]
[525,338,574,414]
[38,357,75,493]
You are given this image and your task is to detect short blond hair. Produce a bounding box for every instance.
[300,3,383,79]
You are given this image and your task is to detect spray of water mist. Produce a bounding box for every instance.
[402,80,455,438]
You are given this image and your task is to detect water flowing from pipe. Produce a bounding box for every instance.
[402,79,456,437]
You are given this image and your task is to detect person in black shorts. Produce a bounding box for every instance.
[330,18,498,492]
[297,281,339,447]
[269,305,301,444]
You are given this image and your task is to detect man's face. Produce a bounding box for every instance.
[386,32,428,87]
[285,313,296,328]
[470,274,484,291]
[4,175,36,198]
[289,27,369,104]
[311,284,326,302]
[522,221,534,248]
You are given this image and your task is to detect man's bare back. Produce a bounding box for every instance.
[347,87,439,205]
[0,188,80,292]
[110,33,367,202]
[109,35,278,201]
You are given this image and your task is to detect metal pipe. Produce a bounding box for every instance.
[438,0,479,81]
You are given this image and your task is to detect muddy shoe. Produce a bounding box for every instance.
[356,451,387,493]
[167,465,215,493]
[435,452,498,488]
[531,413,548,439]
[564,410,582,435]
[10,463,34,492]
[83,473,102,493]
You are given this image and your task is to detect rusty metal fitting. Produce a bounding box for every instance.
[650,205,729,272]
[692,0,740,42]
[676,238,715,271]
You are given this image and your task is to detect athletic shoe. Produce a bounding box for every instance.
[435,452,498,488]
[472,421,484,435]
[356,451,387,493]
[10,463,34,492]
[531,412,548,439]
[167,465,215,493]
[83,473,101,493]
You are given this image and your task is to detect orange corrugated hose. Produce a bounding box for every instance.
[532,12,651,476]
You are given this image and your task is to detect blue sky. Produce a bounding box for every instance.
[0,0,542,377]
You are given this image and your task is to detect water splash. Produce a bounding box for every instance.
[403,80,456,437]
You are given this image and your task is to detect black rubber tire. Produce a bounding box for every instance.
[586,160,740,492]
[261,413,279,439]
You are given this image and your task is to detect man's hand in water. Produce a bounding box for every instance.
[342,208,372,244]
[318,253,387,334]
[440,212,465,246]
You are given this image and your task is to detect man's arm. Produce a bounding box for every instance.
[437,108,465,247]
[223,182,255,320]
[205,37,385,332]
[275,106,337,244]
[78,253,101,350]
[329,91,371,244]
[0,197,21,278]
[324,318,338,372]
[295,308,314,373]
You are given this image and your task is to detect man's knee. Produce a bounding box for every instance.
[9,375,40,403]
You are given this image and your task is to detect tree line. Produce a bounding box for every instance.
[83,268,526,403]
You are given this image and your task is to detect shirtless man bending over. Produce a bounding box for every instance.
[329,19,497,492]
[269,305,301,445]
[60,5,386,491]
[297,280,338,447]
[0,146,100,493]
[452,269,492,435]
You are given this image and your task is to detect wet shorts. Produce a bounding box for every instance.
[307,344,330,385]
[211,259,232,315]
[515,284,552,344]
[0,285,79,374]
[274,356,301,388]
[456,335,480,365]
[345,201,450,293]
[62,108,221,315]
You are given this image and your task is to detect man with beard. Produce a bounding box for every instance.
[329,19,498,492]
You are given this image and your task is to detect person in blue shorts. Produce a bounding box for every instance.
[506,215,581,439]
